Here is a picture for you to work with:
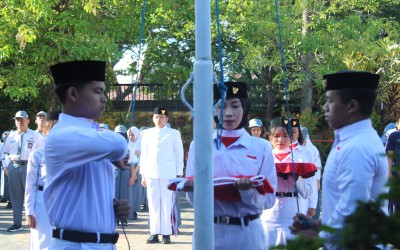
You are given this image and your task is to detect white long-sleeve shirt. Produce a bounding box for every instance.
[261,147,314,224]
[25,147,46,215]
[186,128,277,217]
[139,126,184,178]
[321,119,388,248]
[44,113,128,234]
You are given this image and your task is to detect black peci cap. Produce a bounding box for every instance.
[50,60,106,85]
[213,81,248,100]
[270,117,299,131]
[323,70,380,91]
[154,107,168,116]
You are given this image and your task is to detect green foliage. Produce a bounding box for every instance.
[282,162,400,250]
[0,0,141,106]
[0,0,399,122]
[299,108,319,133]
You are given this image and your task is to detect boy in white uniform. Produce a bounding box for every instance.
[45,60,130,249]
[25,111,59,250]
[140,107,184,244]
[290,71,389,250]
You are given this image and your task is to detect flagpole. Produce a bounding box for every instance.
[193,0,214,249]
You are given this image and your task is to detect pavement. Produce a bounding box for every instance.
[0,194,194,250]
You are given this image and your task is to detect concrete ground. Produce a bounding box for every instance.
[0,194,194,250]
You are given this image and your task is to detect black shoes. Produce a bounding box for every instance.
[7,224,22,232]
[141,204,149,212]
[146,234,160,244]
[162,235,171,244]
[130,212,138,220]
[5,202,12,209]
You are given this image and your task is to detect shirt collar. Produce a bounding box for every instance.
[58,113,99,130]
[213,128,251,148]
[334,118,372,143]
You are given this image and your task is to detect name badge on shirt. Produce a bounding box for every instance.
[27,139,34,149]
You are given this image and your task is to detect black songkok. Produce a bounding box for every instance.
[270,117,299,131]
[154,107,168,116]
[50,60,106,85]
[323,70,379,91]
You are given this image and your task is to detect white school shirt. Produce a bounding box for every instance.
[3,129,44,162]
[25,147,46,216]
[321,119,388,247]
[186,128,278,217]
[140,126,184,178]
[0,143,4,168]
[261,147,314,224]
[292,142,319,210]
[128,139,140,165]
[44,113,128,234]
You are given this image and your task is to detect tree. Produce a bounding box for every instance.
[0,0,143,111]
[138,0,400,123]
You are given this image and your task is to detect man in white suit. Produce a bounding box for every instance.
[140,107,184,244]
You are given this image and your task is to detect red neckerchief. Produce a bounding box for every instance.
[221,137,239,147]
[289,143,298,150]
[274,152,291,161]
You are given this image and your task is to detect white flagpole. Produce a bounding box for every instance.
[194,0,214,249]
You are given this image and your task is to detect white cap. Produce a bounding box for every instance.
[249,118,263,128]
[99,123,109,130]
[114,124,127,134]
[14,111,28,119]
[36,111,46,117]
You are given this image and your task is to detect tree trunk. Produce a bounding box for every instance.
[263,66,277,125]
[300,3,313,112]
[46,83,58,111]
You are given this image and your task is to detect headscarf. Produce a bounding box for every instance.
[127,126,141,164]
[213,82,250,130]
[127,126,140,143]
[381,123,395,145]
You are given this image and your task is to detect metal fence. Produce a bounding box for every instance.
[107,83,270,111]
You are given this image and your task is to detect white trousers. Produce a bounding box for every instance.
[192,218,267,250]
[147,178,173,235]
[29,190,53,250]
[48,238,115,250]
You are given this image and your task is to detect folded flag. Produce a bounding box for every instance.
[168,175,274,202]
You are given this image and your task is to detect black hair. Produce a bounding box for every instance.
[335,88,377,117]
[55,81,91,104]
[213,97,250,130]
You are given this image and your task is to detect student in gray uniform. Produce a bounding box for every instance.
[3,111,44,232]
[114,124,131,226]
